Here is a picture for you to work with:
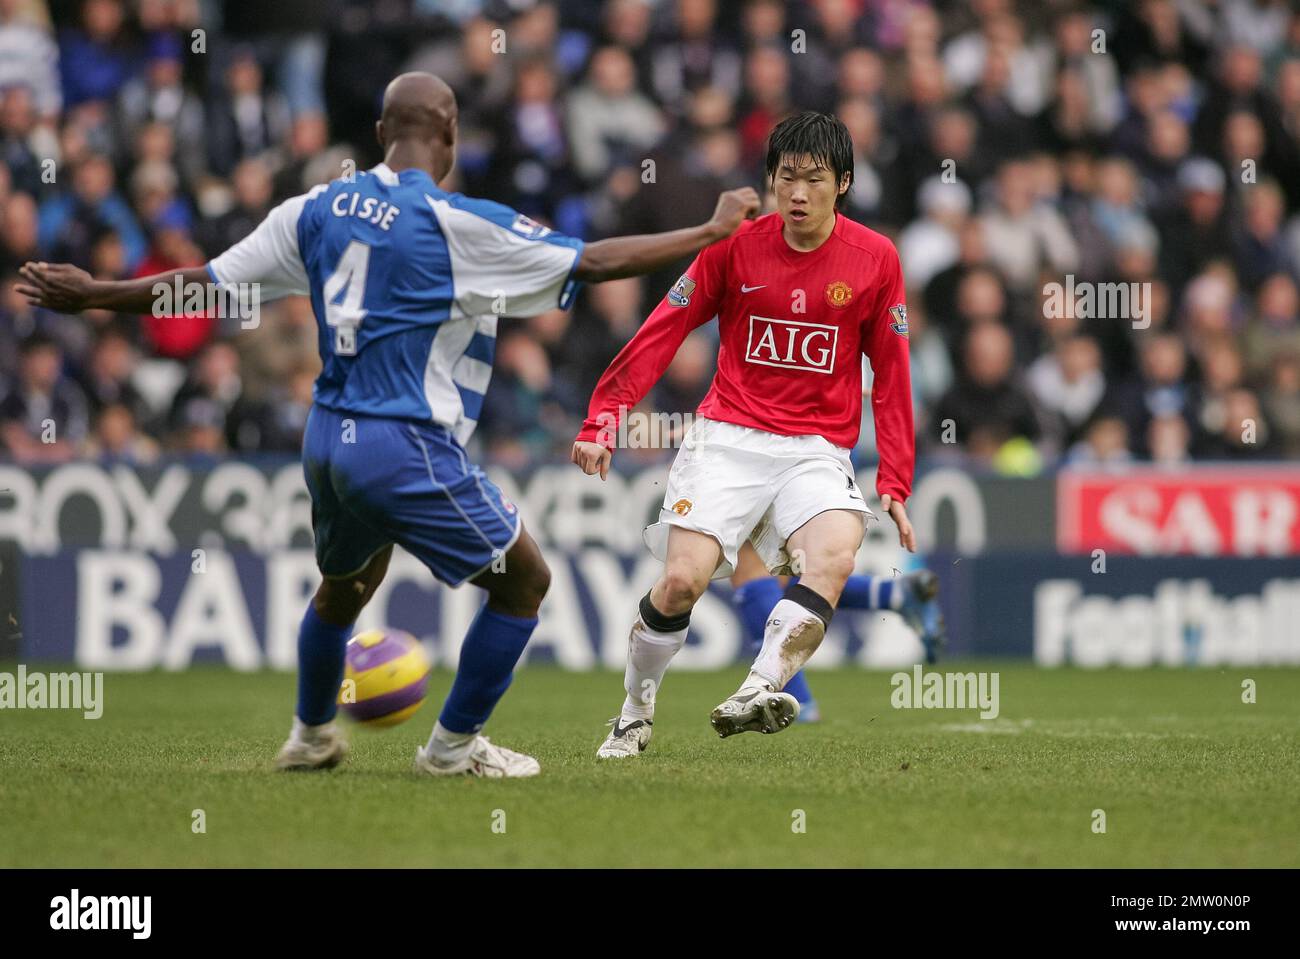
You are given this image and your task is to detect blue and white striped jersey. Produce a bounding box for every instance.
[206,163,583,443]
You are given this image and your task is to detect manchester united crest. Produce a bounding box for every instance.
[824,280,853,309]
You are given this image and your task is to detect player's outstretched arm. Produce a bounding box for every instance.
[573,187,759,282]
[17,261,212,315]
[21,194,311,316]
[17,261,213,314]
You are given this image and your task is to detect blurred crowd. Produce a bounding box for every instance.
[3,0,1300,472]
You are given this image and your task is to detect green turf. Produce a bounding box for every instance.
[1,664,1296,867]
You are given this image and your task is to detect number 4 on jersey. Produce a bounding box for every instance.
[324,240,371,355]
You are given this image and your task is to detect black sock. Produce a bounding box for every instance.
[783,582,834,627]
[639,592,691,633]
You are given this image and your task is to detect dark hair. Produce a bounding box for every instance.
[20,332,59,356]
[764,111,855,206]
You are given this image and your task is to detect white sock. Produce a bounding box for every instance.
[291,716,332,743]
[426,721,475,763]
[620,617,687,721]
[749,599,827,691]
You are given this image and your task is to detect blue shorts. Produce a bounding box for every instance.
[302,406,521,585]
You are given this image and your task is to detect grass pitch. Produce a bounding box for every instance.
[1,664,1297,868]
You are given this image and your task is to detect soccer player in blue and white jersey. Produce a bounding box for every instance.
[19,72,759,778]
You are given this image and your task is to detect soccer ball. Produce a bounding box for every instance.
[338,629,431,727]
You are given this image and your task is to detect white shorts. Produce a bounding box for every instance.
[643,417,872,579]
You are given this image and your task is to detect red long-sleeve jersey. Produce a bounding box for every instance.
[576,212,915,501]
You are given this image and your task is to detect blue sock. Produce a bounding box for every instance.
[838,574,894,611]
[734,576,814,704]
[735,576,782,655]
[296,604,353,725]
[438,605,537,734]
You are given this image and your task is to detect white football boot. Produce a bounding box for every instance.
[596,716,654,758]
[412,737,541,778]
[709,685,800,738]
[275,718,348,771]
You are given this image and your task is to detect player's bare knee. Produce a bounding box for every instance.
[313,578,366,625]
[806,549,856,587]
[657,567,707,611]
[521,559,551,611]
[486,556,550,617]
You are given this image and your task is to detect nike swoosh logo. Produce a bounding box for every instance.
[613,718,650,737]
[740,284,766,293]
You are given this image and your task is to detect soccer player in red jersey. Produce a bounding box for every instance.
[572,112,919,755]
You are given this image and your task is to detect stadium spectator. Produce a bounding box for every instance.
[932,321,1041,453]
[979,158,1079,293]
[116,33,205,186]
[77,324,145,421]
[904,299,954,426]
[38,152,146,269]
[480,328,582,466]
[1066,414,1133,467]
[135,216,210,359]
[1148,411,1193,465]
[0,0,61,120]
[1,190,40,276]
[166,338,267,453]
[83,399,158,463]
[487,56,573,221]
[57,0,138,111]
[835,96,896,225]
[1156,157,1232,295]
[1243,272,1300,379]
[898,176,972,288]
[1262,351,1300,457]
[1233,178,1292,290]
[205,45,289,178]
[1,0,1298,476]
[198,157,273,258]
[0,331,89,462]
[233,294,319,397]
[1109,332,1194,458]
[649,0,742,114]
[557,276,641,398]
[1,86,45,197]
[565,45,665,183]
[269,111,329,205]
[1027,333,1107,451]
[1194,385,1276,458]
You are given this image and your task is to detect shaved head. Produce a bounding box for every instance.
[379,72,457,146]
[376,72,459,180]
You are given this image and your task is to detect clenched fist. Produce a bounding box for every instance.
[707,187,761,239]
[571,441,613,480]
